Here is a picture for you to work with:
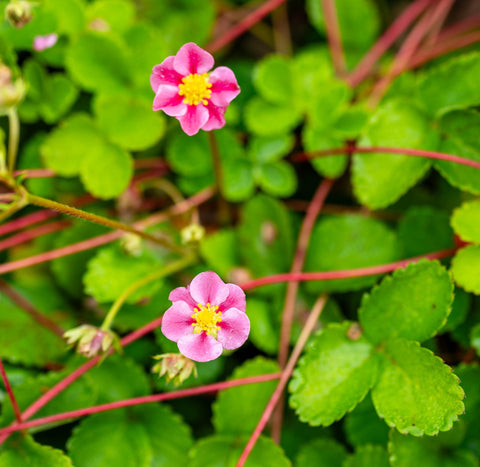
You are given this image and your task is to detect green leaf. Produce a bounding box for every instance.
[212,357,279,435]
[44,0,86,36]
[398,206,454,257]
[248,135,295,165]
[295,438,348,467]
[93,93,165,151]
[417,53,480,117]
[333,106,370,139]
[254,54,293,105]
[189,435,290,467]
[245,97,302,136]
[0,434,73,466]
[222,157,255,202]
[80,140,133,199]
[289,322,380,426]
[441,288,471,332]
[83,243,163,304]
[306,0,379,50]
[248,298,280,355]
[256,161,297,198]
[199,229,239,277]
[359,260,453,344]
[352,100,437,209]
[344,396,389,447]
[41,113,104,176]
[451,199,480,243]
[451,245,480,294]
[66,32,131,92]
[344,445,389,467]
[389,427,478,467]
[435,110,480,195]
[372,338,464,436]
[303,215,399,293]
[166,131,212,177]
[86,0,135,33]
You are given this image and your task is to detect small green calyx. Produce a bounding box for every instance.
[152,353,197,386]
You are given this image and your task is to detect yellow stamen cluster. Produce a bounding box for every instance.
[191,302,222,338]
[178,73,212,106]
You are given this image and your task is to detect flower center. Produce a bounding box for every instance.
[178,73,212,106]
[191,302,222,338]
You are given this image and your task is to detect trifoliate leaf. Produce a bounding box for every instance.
[398,206,454,257]
[41,113,104,176]
[451,245,480,294]
[0,434,73,467]
[417,52,480,117]
[352,100,437,209]
[93,93,165,151]
[295,438,348,467]
[344,445,389,467]
[289,322,380,426]
[189,435,290,467]
[372,338,464,436]
[80,140,133,199]
[212,357,279,435]
[83,243,163,304]
[435,109,480,195]
[245,97,302,136]
[344,396,389,447]
[65,32,131,92]
[451,199,480,243]
[359,260,453,344]
[303,215,399,293]
[254,54,293,105]
[389,427,478,467]
[256,161,297,198]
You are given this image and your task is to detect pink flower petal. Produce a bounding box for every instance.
[33,33,58,52]
[219,284,246,313]
[169,286,197,308]
[153,84,187,116]
[189,271,229,306]
[178,332,223,362]
[201,103,226,131]
[150,56,183,91]
[174,42,214,76]
[209,67,241,107]
[217,308,250,350]
[177,104,209,136]
[161,301,195,342]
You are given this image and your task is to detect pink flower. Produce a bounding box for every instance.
[150,42,240,136]
[161,271,250,362]
[33,33,58,51]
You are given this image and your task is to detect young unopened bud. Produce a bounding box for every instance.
[152,353,197,386]
[181,223,205,245]
[5,1,33,28]
[0,64,25,112]
[64,325,119,358]
[120,233,143,257]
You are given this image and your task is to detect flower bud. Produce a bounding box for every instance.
[0,64,25,113]
[64,325,119,358]
[5,1,34,28]
[152,353,197,386]
[181,223,205,245]
[119,233,143,257]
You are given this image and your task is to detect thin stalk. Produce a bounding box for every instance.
[0,373,282,437]
[100,254,197,331]
[236,295,328,467]
[321,0,347,76]
[0,199,25,224]
[240,247,457,291]
[272,3,292,55]
[0,358,22,424]
[7,108,19,174]
[26,193,184,254]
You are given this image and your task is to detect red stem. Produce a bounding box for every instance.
[434,14,480,43]
[236,295,327,467]
[207,0,288,53]
[0,220,70,252]
[293,145,480,170]
[0,358,22,424]
[12,169,55,179]
[347,0,434,87]
[241,247,457,291]
[0,373,282,436]
[321,0,347,76]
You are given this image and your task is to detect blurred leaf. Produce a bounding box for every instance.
[372,338,464,436]
[222,157,255,202]
[304,215,399,293]
[344,445,389,467]
[86,0,135,33]
[256,161,297,198]
[289,322,379,426]
[248,135,295,165]
[253,54,293,105]
[451,245,480,294]
[248,298,279,355]
[295,438,348,467]
[451,199,480,243]
[212,357,279,435]
[441,288,471,332]
[44,0,86,36]
[359,260,453,344]
[167,131,212,177]
[353,100,438,209]
[199,229,239,277]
